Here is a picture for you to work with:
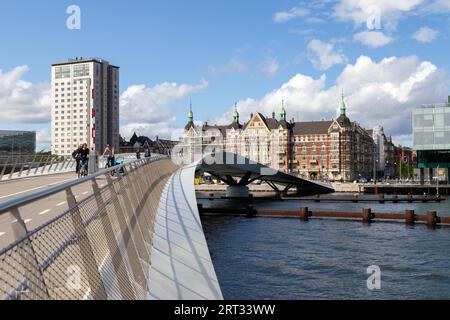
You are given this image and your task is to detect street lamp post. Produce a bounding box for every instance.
[394,162,397,184]
[436,164,440,197]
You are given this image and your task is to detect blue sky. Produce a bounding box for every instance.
[1,0,449,150]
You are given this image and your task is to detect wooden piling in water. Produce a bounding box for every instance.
[427,211,438,228]
[408,193,413,203]
[299,207,309,221]
[199,205,450,228]
[405,210,415,225]
[362,208,373,223]
[246,205,256,218]
[393,194,398,203]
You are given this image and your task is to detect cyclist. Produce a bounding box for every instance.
[79,143,90,177]
[102,144,115,168]
[72,144,83,174]
[144,148,151,158]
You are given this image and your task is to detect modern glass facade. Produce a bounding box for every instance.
[413,98,450,173]
[413,103,450,151]
[0,130,36,155]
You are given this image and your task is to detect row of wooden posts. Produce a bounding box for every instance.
[198,204,450,228]
[199,193,443,203]
[312,193,443,203]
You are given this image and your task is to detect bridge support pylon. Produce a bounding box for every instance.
[226,185,250,198]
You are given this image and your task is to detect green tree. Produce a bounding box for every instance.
[36,150,51,156]
[396,160,414,178]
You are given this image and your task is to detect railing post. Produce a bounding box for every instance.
[10,208,50,300]
[115,169,151,292]
[26,154,37,177]
[65,188,108,300]
[47,156,56,173]
[104,174,140,299]
[65,156,73,171]
[17,161,26,178]
[58,158,67,173]
[0,155,10,180]
[8,156,20,179]
[91,178,137,300]
[33,156,42,175]
[40,156,51,174]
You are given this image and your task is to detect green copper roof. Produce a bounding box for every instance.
[280,100,286,120]
[340,91,346,115]
[188,104,194,122]
[233,103,240,123]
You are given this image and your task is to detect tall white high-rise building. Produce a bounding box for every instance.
[51,57,120,156]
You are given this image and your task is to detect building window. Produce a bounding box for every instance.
[55,66,70,79]
[73,64,90,77]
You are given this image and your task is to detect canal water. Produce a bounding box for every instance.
[199,195,450,300]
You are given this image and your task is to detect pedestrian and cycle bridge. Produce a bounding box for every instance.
[0,152,333,300]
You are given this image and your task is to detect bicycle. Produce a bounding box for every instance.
[104,156,126,177]
[78,160,89,178]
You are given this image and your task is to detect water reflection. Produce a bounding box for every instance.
[200,197,450,300]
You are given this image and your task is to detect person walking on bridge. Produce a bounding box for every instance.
[102,144,116,168]
[72,144,82,174]
[78,143,90,177]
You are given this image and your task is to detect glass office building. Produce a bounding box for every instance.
[0,130,36,155]
[413,97,450,182]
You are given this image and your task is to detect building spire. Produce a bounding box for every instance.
[340,89,346,116]
[188,99,194,123]
[233,102,240,123]
[280,99,286,121]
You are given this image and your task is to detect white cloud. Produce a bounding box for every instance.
[354,31,394,48]
[36,128,51,151]
[119,79,208,140]
[120,121,178,141]
[208,58,248,76]
[332,0,424,31]
[413,26,438,43]
[0,66,51,123]
[261,57,280,77]
[120,79,208,124]
[307,39,347,70]
[215,55,446,145]
[274,7,310,23]
[36,128,51,144]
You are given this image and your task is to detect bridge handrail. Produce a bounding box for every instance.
[0,155,165,214]
[0,154,179,300]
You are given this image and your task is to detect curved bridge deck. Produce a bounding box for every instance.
[148,164,223,300]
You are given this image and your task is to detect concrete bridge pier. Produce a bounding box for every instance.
[226,185,250,198]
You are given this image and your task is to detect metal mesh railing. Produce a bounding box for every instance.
[0,156,179,300]
[0,154,75,181]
